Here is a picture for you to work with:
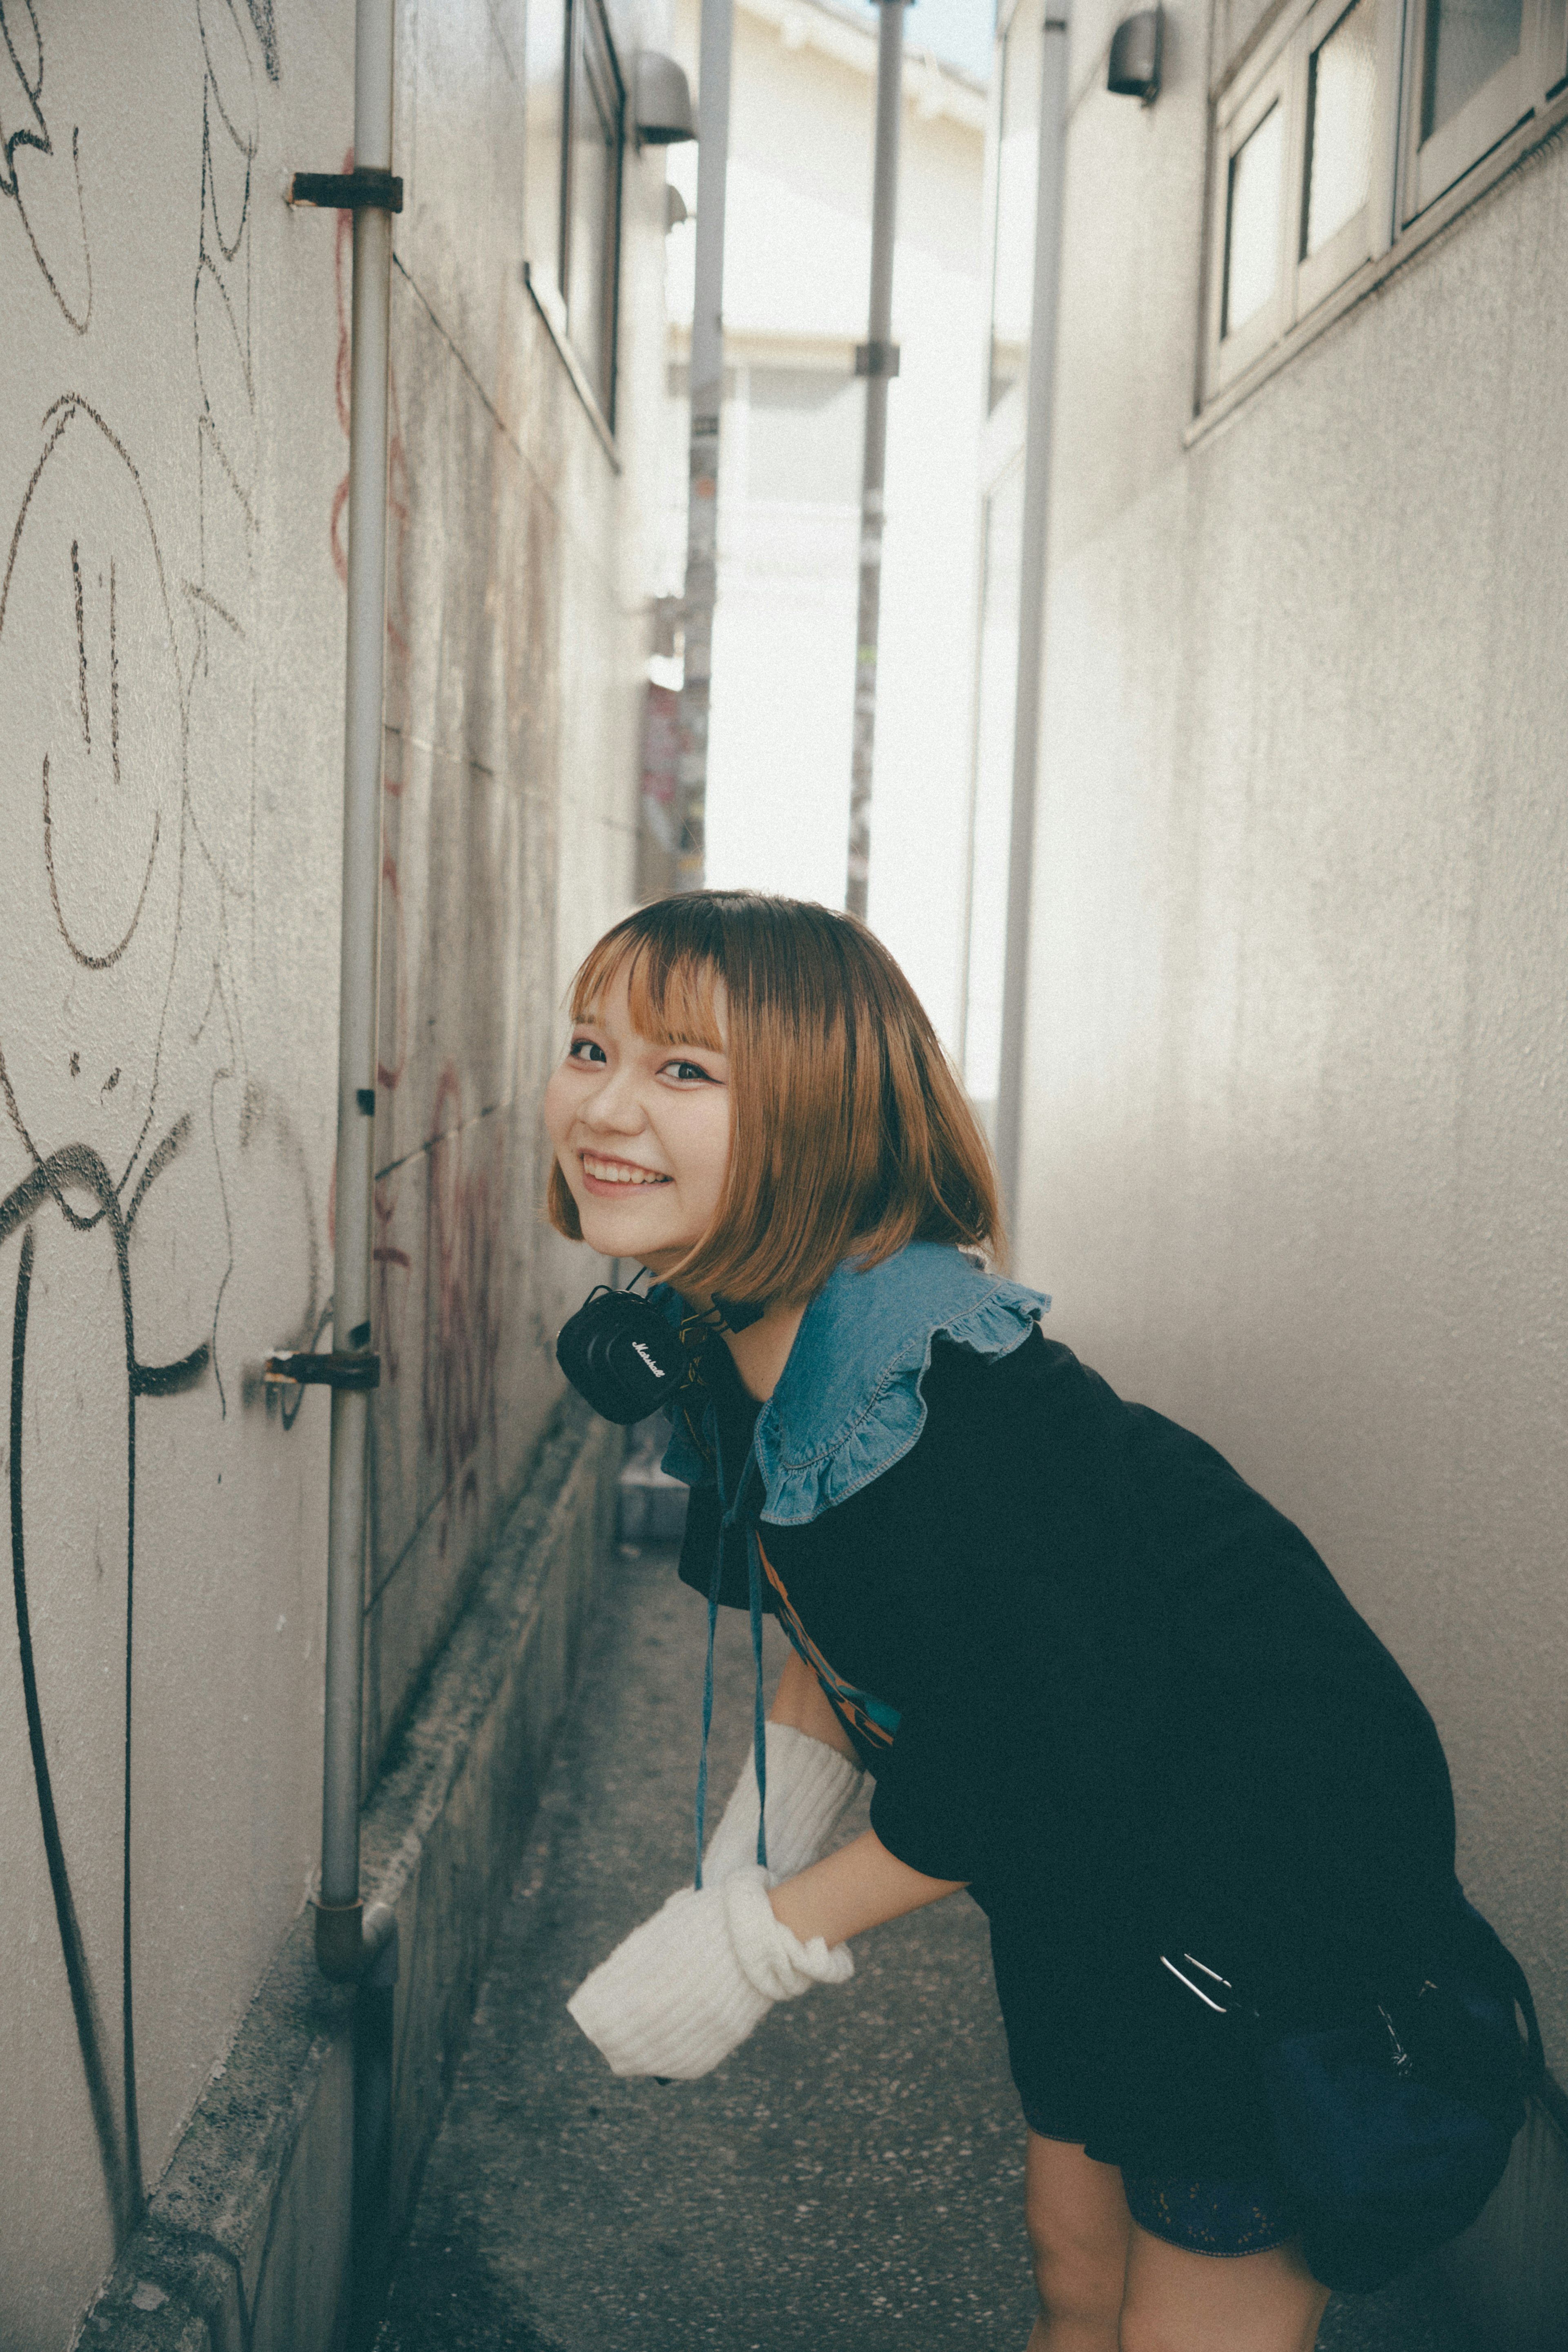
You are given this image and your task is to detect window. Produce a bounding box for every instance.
[1204,0,1567,402]
[1207,0,1395,388]
[524,0,624,424]
[1403,0,1566,215]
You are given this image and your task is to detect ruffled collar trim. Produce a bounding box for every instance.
[654,1240,1048,1526]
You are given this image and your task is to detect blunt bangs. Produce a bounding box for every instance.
[569,928,725,1053]
[548,892,1003,1302]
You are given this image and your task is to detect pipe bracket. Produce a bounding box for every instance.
[288,169,404,212]
[265,1349,381,1391]
[855,341,901,378]
[314,1897,399,1983]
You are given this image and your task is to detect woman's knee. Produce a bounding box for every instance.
[1025,2138,1130,2329]
[1031,2237,1126,2332]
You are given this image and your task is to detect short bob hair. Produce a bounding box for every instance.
[547,891,1002,1303]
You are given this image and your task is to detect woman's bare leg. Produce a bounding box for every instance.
[1022,2135,1130,2352]
[1118,2220,1330,2352]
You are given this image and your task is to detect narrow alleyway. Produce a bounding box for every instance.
[373,1546,1476,2352]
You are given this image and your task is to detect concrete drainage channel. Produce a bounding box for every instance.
[615,1413,690,1547]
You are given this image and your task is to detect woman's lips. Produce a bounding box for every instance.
[579,1150,673,1197]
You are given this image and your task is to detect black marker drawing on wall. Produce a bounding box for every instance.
[0,0,93,331]
[0,2,312,2269]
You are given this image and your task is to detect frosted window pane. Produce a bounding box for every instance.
[1305,0,1379,255]
[1224,102,1283,337]
[1422,0,1522,141]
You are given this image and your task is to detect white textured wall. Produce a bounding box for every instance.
[0,3,660,2341]
[1015,0,1568,2074]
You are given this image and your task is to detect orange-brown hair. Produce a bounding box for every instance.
[547,892,1003,1302]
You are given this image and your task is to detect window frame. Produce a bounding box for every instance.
[559,0,625,426]
[1201,0,1568,419]
[1400,0,1566,219]
[522,0,624,446]
[1207,53,1295,389]
[1207,0,1407,395]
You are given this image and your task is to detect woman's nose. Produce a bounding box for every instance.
[582,1066,646,1131]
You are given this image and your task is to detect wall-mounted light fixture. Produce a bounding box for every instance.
[634,52,697,146]
[1107,7,1163,104]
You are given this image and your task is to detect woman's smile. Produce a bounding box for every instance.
[578,1150,673,1193]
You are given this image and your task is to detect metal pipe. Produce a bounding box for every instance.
[318,0,398,1984]
[845,0,909,921]
[675,0,735,892]
[992,4,1070,1242]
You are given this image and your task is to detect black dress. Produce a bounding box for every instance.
[677,1326,1457,2176]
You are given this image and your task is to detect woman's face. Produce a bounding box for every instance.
[544,965,733,1282]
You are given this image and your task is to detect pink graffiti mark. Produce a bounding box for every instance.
[371,1165,409,1389]
[421,1068,502,1552]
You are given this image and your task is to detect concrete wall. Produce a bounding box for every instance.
[1011,0,1568,2325]
[0,4,660,2343]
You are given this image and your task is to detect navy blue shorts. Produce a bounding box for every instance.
[1025,2120,1296,2258]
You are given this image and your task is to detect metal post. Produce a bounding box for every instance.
[993,5,1070,1240]
[318,0,396,1981]
[846,0,909,921]
[675,0,734,892]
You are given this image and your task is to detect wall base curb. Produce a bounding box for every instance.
[79,1396,620,2352]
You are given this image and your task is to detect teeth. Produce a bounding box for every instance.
[582,1155,668,1186]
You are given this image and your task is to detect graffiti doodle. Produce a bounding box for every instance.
[0,0,93,330]
[0,1,309,2279]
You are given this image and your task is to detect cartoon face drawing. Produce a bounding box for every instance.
[0,397,186,1191]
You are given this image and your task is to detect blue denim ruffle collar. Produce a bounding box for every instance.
[654,1239,1049,1523]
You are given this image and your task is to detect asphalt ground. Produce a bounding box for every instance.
[373,1544,1474,2352]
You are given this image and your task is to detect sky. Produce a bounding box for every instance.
[845,0,996,83]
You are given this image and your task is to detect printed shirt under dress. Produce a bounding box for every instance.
[654,1242,1460,2177]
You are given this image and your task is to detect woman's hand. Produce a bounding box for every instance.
[768,1828,966,1950]
[566,1866,853,2080]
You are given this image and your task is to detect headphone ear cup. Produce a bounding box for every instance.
[556,1289,682,1423]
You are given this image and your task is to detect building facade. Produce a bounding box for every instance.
[986,0,1568,2335]
[660,0,990,1046]
[0,3,669,2342]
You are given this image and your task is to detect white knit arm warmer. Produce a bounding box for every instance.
[566,1864,853,2080]
[701,1721,865,1885]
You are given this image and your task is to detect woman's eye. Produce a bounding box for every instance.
[568,1037,607,1066]
[664,1059,714,1084]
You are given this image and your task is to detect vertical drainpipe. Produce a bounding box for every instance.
[992,3,1071,1244]
[675,0,735,892]
[317,0,399,1986]
[845,0,909,922]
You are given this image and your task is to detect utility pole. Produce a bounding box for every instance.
[845,0,910,921]
[992,5,1071,1237]
[675,0,734,892]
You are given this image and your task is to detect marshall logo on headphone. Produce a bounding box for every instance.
[556,1281,764,1424]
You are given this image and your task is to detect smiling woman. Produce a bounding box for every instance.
[544,892,1529,2352]
[542,958,733,1277]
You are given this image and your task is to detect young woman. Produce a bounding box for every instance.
[544,891,1462,2352]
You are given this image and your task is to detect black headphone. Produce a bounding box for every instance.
[555,1277,764,1424]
